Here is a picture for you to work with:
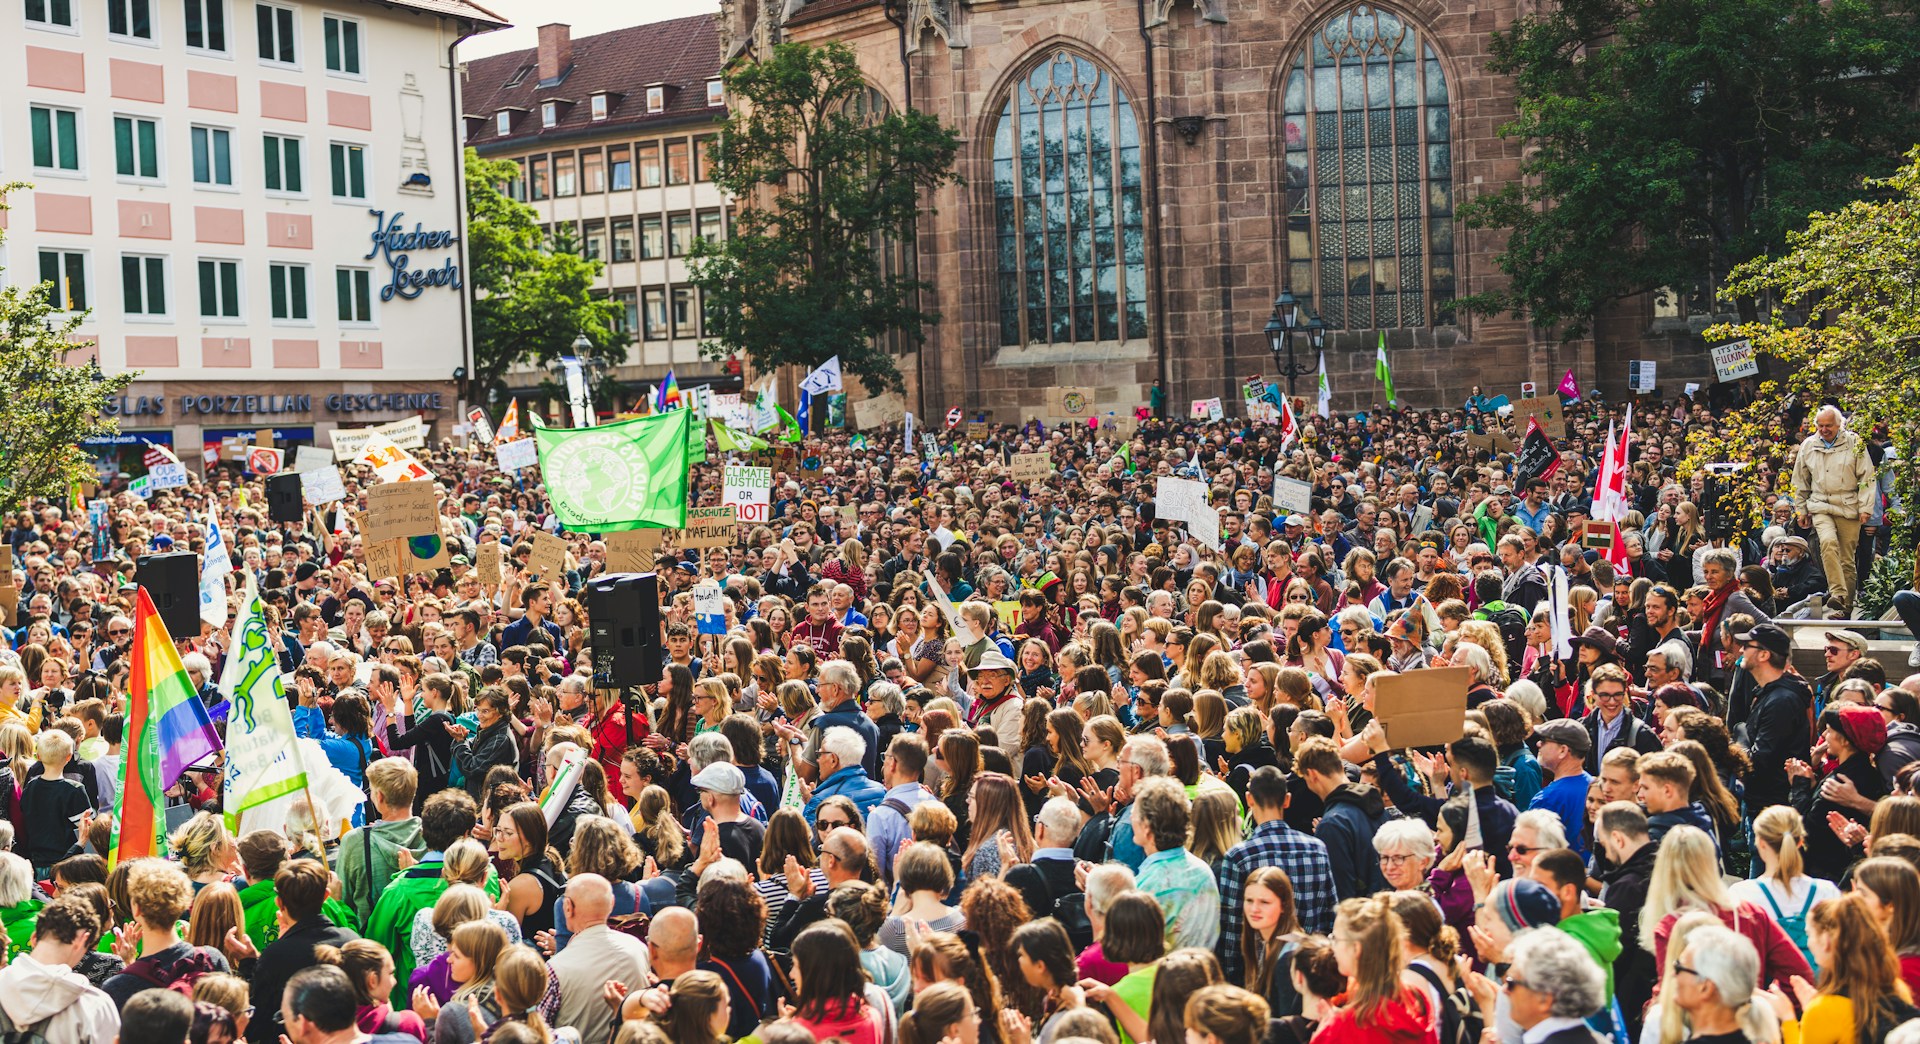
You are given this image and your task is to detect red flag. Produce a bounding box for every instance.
[1279,397,1299,449]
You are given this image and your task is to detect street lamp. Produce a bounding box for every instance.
[1266,287,1318,397]
[546,337,608,427]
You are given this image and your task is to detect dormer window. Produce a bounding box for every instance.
[707,80,724,106]
[646,86,665,113]
[541,101,558,128]
[591,93,609,121]
[496,111,513,135]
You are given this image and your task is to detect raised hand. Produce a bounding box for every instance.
[411,984,442,1022]
[221,924,258,963]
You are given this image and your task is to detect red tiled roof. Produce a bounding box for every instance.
[461,14,724,148]
[360,0,509,29]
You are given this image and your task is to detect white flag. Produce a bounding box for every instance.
[220,574,312,831]
[199,518,233,629]
[1316,352,1333,419]
[801,356,844,396]
[1548,564,1574,660]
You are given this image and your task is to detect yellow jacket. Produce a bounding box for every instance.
[0,701,43,734]
[1784,994,1854,1044]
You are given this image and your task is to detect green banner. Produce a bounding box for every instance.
[531,410,691,531]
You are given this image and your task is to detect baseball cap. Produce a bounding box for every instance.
[1532,719,1592,756]
[1825,630,1868,654]
[1733,623,1792,661]
[690,762,745,796]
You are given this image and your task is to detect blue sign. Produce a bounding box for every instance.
[366,209,462,302]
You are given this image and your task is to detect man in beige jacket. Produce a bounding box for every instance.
[1792,405,1876,616]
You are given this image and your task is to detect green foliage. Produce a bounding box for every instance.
[687,42,962,395]
[1455,0,1920,335]
[0,183,138,516]
[464,148,626,402]
[1682,148,1920,541]
[1860,546,1914,622]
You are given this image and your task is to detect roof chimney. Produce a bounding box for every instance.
[537,23,572,85]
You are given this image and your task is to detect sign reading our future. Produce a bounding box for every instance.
[366,210,461,302]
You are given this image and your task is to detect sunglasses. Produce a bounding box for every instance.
[816,818,849,831]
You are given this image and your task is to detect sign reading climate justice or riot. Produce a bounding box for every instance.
[723,466,772,524]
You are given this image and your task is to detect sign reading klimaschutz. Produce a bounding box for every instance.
[366,209,462,302]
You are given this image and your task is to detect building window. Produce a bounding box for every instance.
[609,146,631,190]
[639,215,663,260]
[694,134,717,182]
[256,2,295,64]
[184,0,225,50]
[336,266,372,322]
[581,148,605,193]
[611,217,634,262]
[121,255,168,316]
[329,142,366,200]
[706,80,724,107]
[25,0,75,29]
[582,219,605,261]
[114,115,161,181]
[665,139,690,185]
[191,126,232,186]
[30,105,81,172]
[553,152,576,196]
[107,0,151,39]
[671,286,697,338]
[499,160,526,201]
[263,133,302,193]
[645,86,664,113]
[641,287,667,340]
[269,262,308,320]
[528,156,549,201]
[591,94,608,121]
[697,209,724,244]
[667,213,693,256]
[991,51,1147,346]
[37,250,88,311]
[495,111,512,136]
[198,258,241,319]
[1283,4,1454,329]
[541,101,558,129]
[637,143,661,188]
[323,14,361,75]
[612,289,638,334]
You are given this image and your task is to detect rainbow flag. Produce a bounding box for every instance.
[111,588,223,867]
[659,370,682,411]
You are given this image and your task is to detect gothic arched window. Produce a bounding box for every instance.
[1282,5,1454,330]
[992,51,1147,347]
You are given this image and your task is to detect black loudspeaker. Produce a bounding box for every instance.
[266,473,304,523]
[137,552,202,638]
[588,572,662,688]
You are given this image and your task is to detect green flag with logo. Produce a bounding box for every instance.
[531,410,691,531]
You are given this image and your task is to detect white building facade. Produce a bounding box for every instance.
[3,0,505,471]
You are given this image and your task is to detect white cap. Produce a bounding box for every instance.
[690,762,745,796]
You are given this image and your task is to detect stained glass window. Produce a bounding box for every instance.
[992,52,1147,347]
[1282,5,1454,330]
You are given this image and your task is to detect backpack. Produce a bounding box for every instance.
[1757,880,1820,973]
[125,946,222,997]
[1483,605,1529,668]
[1408,961,1481,1044]
[0,1004,56,1044]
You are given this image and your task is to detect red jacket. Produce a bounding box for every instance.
[1312,988,1439,1044]
[1653,901,1813,991]
[589,704,646,803]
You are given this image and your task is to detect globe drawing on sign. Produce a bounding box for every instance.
[546,434,646,518]
[407,535,443,561]
[1062,391,1090,415]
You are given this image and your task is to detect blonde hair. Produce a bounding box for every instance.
[448,920,510,1002]
[366,756,418,810]
[1456,620,1511,684]
[442,838,493,887]
[1639,826,1732,953]
[492,946,554,1044]
[1652,910,1730,1044]
[693,678,732,720]
[632,785,687,869]
[0,723,32,785]
[1752,806,1808,894]
[431,883,492,940]
[1190,787,1244,865]
[1335,895,1407,1022]
[191,974,251,1019]
[168,811,234,878]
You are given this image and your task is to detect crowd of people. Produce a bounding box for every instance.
[0,386,1917,1044]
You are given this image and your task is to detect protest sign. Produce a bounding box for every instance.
[467,406,495,445]
[1190,397,1224,422]
[1273,476,1314,516]
[357,434,432,482]
[1058,388,1096,418]
[247,446,284,475]
[1628,360,1658,394]
[1011,453,1053,483]
[363,540,405,582]
[525,530,568,579]
[1580,519,1619,552]
[149,461,189,490]
[1511,396,1565,438]
[293,446,333,473]
[852,393,906,429]
[299,466,346,505]
[693,584,727,635]
[495,438,539,472]
[1711,339,1758,382]
[330,417,427,460]
[0,575,17,627]
[1155,477,1209,524]
[723,465,772,524]
[682,506,738,550]
[1520,381,1537,398]
[361,480,439,546]
[1374,666,1471,748]
[474,543,505,586]
[1188,504,1222,550]
[603,530,660,573]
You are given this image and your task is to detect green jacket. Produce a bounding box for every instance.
[1559,907,1623,1001]
[333,817,427,926]
[237,877,361,953]
[364,858,501,1008]
[2,899,43,961]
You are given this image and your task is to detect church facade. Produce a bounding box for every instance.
[733,0,1722,420]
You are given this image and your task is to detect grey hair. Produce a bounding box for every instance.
[0,821,13,852]
[1679,926,1770,1035]
[1121,735,1171,778]
[1372,818,1437,860]
[1453,642,1494,685]
[1701,547,1739,576]
[1084,864,1137,916]
[687,732,733,772]
[699,858,750,889]
[818,660,861,694]
[1815,404,1845,426]
[1514,809,1569,851]
[1036,797,1085,844]
[866,682,905,717]
[819,725,868,768]
[1504,679,1548,723]
[180,652,212,677]
[0,853,32,907]
[1335,606,1376,636]
[1508,928,1606,1018]
[1651,639,1694,681]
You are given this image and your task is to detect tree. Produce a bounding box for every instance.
[464,148,626,405]
[0,184,137,516]
[1455,0,1920,336]
[1682,148,1920,538]
[688,42,962,395]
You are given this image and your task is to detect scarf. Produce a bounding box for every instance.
[1699,581,1737,656]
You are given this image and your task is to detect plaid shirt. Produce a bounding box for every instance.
[1215,818,1336,983]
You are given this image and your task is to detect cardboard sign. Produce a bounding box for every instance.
[1011,453,1053,483]
[364,539,405,582]
[966,421,989,442]
[682,506,738,550]
[495,438,539,472]
[255,428,276,448]
[722,465,772,524]
[293,445,334,473]
[693,584,727,635]
[300,466,347,505]
[1374,666,1471,749]
[1155,476,1210,524]
[1273,476,1314,516]
[1580,519,1619,551]
[221,436,250,462]
[247,446,285,475]
[1712,339,1758,382]
[330,417,428,460]
[1466,431,1516,454]
[474,542,506,585]
[0,577,17,628]
[361,480,440,546]
[1511,396,1565,438]
[851,392,906,429]
[1058,387,1096,417]
[1627,360,1658,394]
[525,530,568,579]
[604,529,659,573]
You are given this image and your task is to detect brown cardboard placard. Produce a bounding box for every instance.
[255,428,276,448]
[1058,387,1097,417]
[361,480,439,546]
[474,543,505,586]
[0,578,17,628]
[604,529,659,573]
[1011,452,1053,483]
[400,532,452,573]
[1580,519,1618,551]
[851,392,906,429]
[681,506,738,550]
[363,539,405,582]
[966,421,989,442]
[1511,396,1566,438]
[525,530,568,579]
[1374,666,1471,749]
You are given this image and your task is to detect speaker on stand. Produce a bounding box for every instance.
[266,473,304,524]
[136,551,203,638]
